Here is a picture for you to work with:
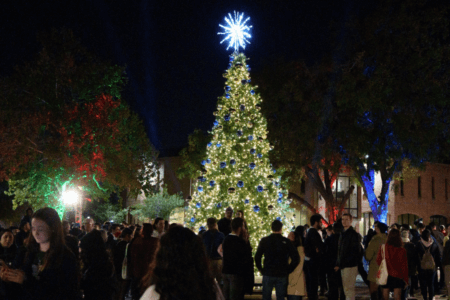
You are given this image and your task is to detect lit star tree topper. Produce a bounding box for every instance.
[218,11,252,53]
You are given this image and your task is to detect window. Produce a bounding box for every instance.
[300,179,306,194]
[361,212,374,236]
[432,177,435,199]
[418,176,421,198]
[430,215,447,227]
[333,175,358,218]
[400,177,404,196]
[397,214,420,227]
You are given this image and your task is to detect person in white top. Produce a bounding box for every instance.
[140,225,224,300]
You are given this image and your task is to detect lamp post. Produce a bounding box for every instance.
[62,190,82,225]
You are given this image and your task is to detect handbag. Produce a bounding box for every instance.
[122,243,131,280]
[376,244,388,285]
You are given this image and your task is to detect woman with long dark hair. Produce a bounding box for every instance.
[140,226,222,300]
[79,229,116,300]
[287,226,306,300]
[0,207,80,300]
[377,228,408,300]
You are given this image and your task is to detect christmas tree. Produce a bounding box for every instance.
[186,12,291,248]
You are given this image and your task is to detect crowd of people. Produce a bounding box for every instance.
[0,206,450,300]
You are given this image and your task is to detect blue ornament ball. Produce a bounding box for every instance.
[250,149,256,154]
[237,181,244,188]
[278,192,283,198]
[253,205,260,213]
[241,79,247,85]
[248,135,253,141]
[213,121,219,126]
[206,158,211,164]
[220,162,227,168]
[190,217,196,222]
[229,56,234,62]
[273,169,277,173]
[274,181,280,186]
[216,143,222,148]
[245,199,249,204]
[251,90,255,95]
[277,198,283,204]
[196,202,201,208]
[237,130,243,136]
[226,86,231,91]
[225,94,230,99]
[276,217,281,221]
[209,180,215,187]
[224,114,231,121]
[230,159,236,165]
[198,176,206,182]
[217,203,222,208]
[249,162,256,169]
[201,160,206,166]
[198,186,203,192]
[257,153,263,158]
[207,142,212,147]
[257,185,264,192]
[199,226,205,231]
[247,79,251,83]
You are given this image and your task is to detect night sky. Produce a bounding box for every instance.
[0,0,346,156]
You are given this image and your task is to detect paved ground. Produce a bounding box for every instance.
[126,275,449,299]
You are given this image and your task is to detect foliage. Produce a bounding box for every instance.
[255,59,352,223]
[128,188,184,221]
[335,0,450,221]
[0,28,159,216]
[186,53,292,249]
[177,129,209,180]
[90,201,127,224]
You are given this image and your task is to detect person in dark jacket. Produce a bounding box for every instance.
[62,220,79,258]
[202,217,225,287]
[15,218,31,248]
[80,230,116,300]
[401,230,417,299]
[429,222,445,292]
[0,207,81,300]
[255,219,300,300]
[113,228,133,300]
[304,214,324,300]
[416,229,441,300]
[222,217,252,300]
[443,238,450,298]
[129,223,159,300]
[218,207,233,236]
[335,213,361,300]
[0,229,19,300]
[325,222,345,300]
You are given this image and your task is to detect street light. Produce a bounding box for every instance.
[62,189,82,225]
[62,190,80,206]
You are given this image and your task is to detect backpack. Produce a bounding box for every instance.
[420,244,436,270]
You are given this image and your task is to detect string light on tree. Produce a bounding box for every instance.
[187,12,291,255]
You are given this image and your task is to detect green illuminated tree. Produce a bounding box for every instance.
[0,29,159,218]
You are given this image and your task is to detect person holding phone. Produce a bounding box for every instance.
[0,207,81,300]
